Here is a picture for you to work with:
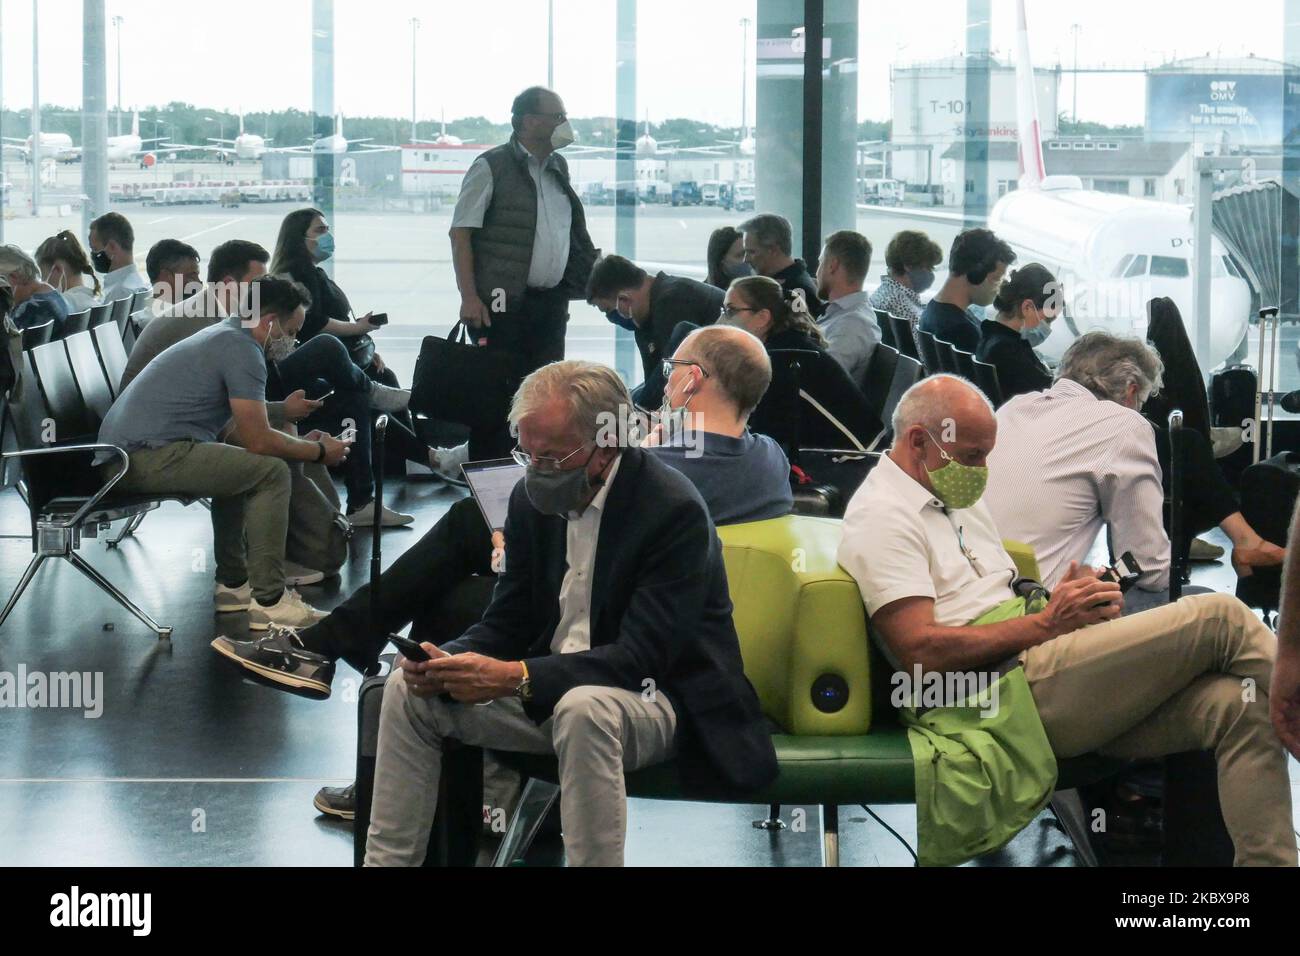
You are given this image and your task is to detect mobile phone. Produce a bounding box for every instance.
[389,633,432,662]
[368,312,389,327]
[1098,551,1143,593]
[309,387,335,402]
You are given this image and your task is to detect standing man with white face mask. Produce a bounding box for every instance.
[445,86,598,465]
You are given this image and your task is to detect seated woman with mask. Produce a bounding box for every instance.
[706,226,753,291]
[35,231,103,315]
[976,262,1060,403]
[270,209,441,501]
[868,229,943,323]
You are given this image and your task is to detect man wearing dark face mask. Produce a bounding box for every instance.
[364,360,777,866]
[870,229,944,324]
[88,211,149,303]
[444,85,598,465]
[585,254,723,409]
[919,228,1016,354]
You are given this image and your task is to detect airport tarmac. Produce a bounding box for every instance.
[3,162,1296,393]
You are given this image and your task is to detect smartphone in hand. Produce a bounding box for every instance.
[389,634,443,662]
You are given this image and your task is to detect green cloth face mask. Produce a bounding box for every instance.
[924,430,988,510]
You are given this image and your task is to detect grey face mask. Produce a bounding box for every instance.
[266,330,297,362]
[723,260,754,280]
[1021,321,1053,348]
[524,451,598,518]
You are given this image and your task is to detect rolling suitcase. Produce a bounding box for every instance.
[1209,365,1257,429]
[351,416,488,866]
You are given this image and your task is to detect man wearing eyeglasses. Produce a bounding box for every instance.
[838,373,1296,866]
[445,85,598,464]
[363,360,778,866]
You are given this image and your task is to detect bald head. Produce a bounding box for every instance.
[675,324,772,418]
[890,374,997,493]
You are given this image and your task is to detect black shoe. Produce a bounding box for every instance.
[1280,389,1300,414]
[314,782,356,820]
[211,625,335,699]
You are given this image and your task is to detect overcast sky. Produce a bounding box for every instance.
[0,0,1288,128]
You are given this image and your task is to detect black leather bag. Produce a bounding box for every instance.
[410,322,527,429]
[347,333,376,371]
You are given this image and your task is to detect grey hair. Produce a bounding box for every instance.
[890,373,992,446]
[0,244,40,282]
[1056,331,1164,405]
[508,360,633,443]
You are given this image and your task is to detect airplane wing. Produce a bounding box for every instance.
[207,138,237,146]
[350,144,400,153]
[265,144,313,154]
[349,137,375,145]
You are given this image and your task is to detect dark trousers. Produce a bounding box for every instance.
[469,287,570,460]
[298,496,494,673]
[1153,424,1239,562]
[275,335,426,512]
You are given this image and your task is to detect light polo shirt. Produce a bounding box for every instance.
[818,289,881,385]
[452,140,573,291]
[549,454,622,655]
[837,451,1017,627]
[985,378,1170,592]
[100,263,150,303]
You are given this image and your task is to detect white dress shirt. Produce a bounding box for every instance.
[984,378,1170,592]
[452,140,573,291]
[837,452,1017,628]
[101,264,150,303]
[550,454,622,655]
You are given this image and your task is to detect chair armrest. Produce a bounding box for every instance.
[2,443,131,528]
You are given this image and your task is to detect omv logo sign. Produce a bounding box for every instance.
[1210,80,1238,101]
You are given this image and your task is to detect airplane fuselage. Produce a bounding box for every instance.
[987,182,1250,369]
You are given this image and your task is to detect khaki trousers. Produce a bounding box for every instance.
[108,440,291,604]
[1022,592,1296,866]
[364,672,677,867]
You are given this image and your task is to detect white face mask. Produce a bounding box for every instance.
[266,325,297,362]
[550,120,576,150]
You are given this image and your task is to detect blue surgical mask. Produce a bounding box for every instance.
[1022,321,1053,348]
[723,260,754,280]
[311,232,335,263]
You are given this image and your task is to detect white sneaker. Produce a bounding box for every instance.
[214,580,252,613]
[248,589,329,631]
[369,382,411,413]
[347,501,415,528]
[284,560,326,587]
[429,442,470,485]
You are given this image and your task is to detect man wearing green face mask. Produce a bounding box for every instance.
[838,373,1296,866]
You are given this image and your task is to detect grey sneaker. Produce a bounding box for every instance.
[214,580,252,613]
[284,560,326,587]
[347,501,414,528]
[211,626,335,698]
[369,382,410,413]
[248,589,329,631]
[314,782,356,820]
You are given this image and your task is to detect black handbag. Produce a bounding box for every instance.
[410,321,527,429]
[347,333,376,371]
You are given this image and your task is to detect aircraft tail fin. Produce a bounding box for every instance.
[132,109,140,138]
[1014,0,1046,189]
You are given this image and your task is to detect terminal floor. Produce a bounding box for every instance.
[0,455,1296,866]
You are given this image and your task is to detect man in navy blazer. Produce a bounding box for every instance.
[365,361,777,866]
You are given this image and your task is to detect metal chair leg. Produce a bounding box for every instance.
[65,552,172,639]
[753,803,786,830]
[491,778,561,867]
[0,553,47,632]
[822,804,840,867]
[1049,789,1100,868]
[105,512,147,549]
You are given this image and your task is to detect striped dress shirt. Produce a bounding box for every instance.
[984,378,1171,592]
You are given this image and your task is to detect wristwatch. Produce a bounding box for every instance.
[514,661,533,703]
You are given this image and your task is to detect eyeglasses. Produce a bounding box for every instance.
[661,358,710,380]
[511,440,590,473]
[720,305,755,319]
